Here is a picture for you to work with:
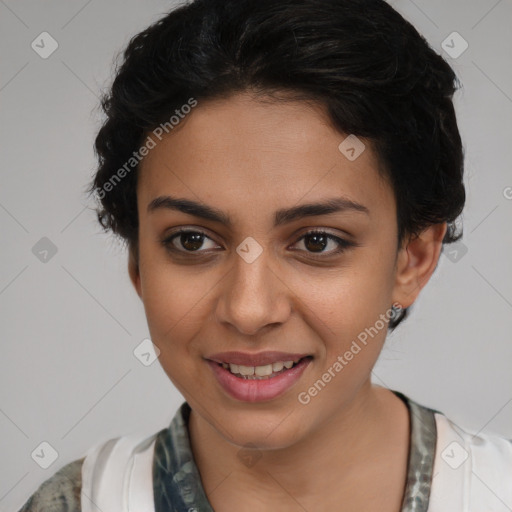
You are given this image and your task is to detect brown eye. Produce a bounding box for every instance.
[162,229,220,253]
[178,232,205,251]
[304,232,329,252]
[293,230,354,256]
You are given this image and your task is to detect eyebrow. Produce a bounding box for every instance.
[147,195,369,227]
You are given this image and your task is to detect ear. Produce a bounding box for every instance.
[128,246,142,299]
[392,222,447,309]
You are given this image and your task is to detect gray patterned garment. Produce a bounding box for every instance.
[17,457,84,512]
[18,390,438,512]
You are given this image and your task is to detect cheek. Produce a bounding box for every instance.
[137,229,216,321]
[137,250,216,357]
[291,275,393,413]
[138,262,211,396]
[281,249,397,380]
[288,248,396,330]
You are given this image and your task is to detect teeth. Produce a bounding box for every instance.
[238,365,255,376]
[272,361,284,372]
[223,360,301,377]
[255,364,273,376]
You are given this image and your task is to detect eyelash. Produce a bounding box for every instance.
[161,228,355,258]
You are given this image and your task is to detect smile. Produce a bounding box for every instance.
[219,359,303,379]
[206,356,313,402]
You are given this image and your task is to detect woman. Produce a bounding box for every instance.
[18,0,512,510]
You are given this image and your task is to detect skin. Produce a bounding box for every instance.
[128,91,447,511]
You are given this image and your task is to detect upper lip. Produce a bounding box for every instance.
[206,351,311,367]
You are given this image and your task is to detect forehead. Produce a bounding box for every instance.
[137,92,394,222]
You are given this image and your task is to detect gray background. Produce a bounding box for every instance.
[1,0,511,509]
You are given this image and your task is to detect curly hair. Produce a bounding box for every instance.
[87,0,466,330]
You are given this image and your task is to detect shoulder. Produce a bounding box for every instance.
[17,457,85,512]
[431,412,512,510]
[16,428,162,512]
[434,412,512,467]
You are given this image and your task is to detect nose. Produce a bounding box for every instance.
[215,247,292,336]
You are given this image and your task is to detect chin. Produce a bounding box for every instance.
[213,407,307,451]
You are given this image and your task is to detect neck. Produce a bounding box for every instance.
[188,383,409,507]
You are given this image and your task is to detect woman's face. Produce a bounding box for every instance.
[130,91,417,449]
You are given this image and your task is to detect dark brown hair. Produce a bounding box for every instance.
[87,0,466,329]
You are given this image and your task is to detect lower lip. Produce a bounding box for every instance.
[206,357,312,402]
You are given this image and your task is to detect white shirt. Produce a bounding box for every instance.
[18,391,512,512]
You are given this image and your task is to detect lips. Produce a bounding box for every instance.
[206,356,313,402]
[206,351,311,367]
